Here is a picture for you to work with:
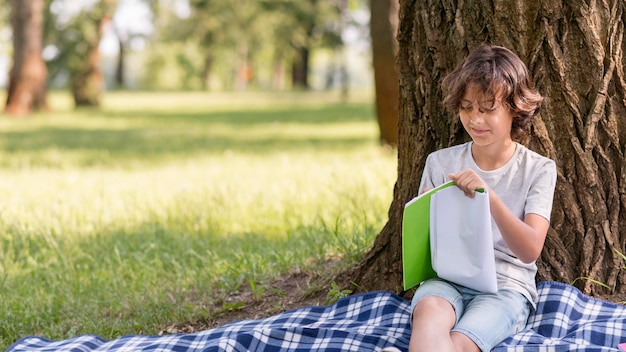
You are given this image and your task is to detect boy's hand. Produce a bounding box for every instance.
[448,169,488,198]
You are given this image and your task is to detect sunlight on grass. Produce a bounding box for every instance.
[0,91,396,349]
[0,91,378,169]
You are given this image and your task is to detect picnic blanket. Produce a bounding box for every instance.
[7,281,626,351]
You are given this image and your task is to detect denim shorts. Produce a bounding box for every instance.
[410,278,530,352]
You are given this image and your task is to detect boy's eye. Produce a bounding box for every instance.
[461,105,473,111]
[479,100,497,112]
[480,106,497,113]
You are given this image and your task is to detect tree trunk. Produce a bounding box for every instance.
[114,26,126,89]
[201,53,213,91]
[235,44,250,91]
[115,39,125,89]
[272,53,285,90]
[5,0,48,116]
[291,47,310,89]
[345,0,626,299]
[71,0,116,107]
[370,0,400,147]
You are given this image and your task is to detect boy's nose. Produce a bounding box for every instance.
[469,110,485,124]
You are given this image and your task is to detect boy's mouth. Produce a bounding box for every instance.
[472,128,488,135]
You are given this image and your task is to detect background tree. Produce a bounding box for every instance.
[43,0,117,106]
[41,0,68,88]
[5,0,48,115]
[369,0,399,147]
[112,22,126,88]
[203,0,262,91]
[148,0,265,91]
[70,0,117,107]
[262,0,343,89]
[345,0,626,299]
[146,0,345,91]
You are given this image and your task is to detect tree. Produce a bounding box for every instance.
[5,0,48,115]
[45,0,117,106]
[70,0,117,107]
[152,0,265,91]
[262,0,343,89]
[112,22,127,88]
[369,0,399,147]
[345,0,626,299]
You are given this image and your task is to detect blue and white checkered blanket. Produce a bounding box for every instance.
[7,281,626,351]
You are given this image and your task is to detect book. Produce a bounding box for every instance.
[402,181,456,290]
[402,180,497,292]
[618,342,626,352]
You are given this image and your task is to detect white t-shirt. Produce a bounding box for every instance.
[419,141,557,307]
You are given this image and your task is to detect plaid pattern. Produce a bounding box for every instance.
[7,281,626,352]
[493,281,626,352]
[7,291,411,352]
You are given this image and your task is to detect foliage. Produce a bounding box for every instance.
[0,91,395,350]
[144,0,257,90]
[325,282,353,305]
[0,2,8,27]
[571,277,611,289]
[260,0,344,51]
[12,0,370,92]
[41,0,118,106]
[145,0,348,90]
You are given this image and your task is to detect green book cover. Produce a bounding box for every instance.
[401,180,456,290]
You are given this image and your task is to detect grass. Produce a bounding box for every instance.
[0,90,397,350]
[571,248,626,302]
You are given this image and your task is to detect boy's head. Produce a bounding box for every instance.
[442,43,543,140]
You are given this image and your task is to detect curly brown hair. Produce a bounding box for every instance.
[442,43,543,140]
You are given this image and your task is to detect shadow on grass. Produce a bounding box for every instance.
[110,104,375,125]
[0,104,377,166]
[3,128,371,154]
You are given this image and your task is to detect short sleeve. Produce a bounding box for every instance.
[418,154,436,193]
[524,159,557,221]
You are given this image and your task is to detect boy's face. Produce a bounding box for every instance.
[458,84,513,148]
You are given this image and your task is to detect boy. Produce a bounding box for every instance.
[407,43,556,351]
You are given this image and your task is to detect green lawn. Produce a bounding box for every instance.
[0,90,397,349]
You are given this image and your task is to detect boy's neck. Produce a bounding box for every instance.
[471,141,517,171]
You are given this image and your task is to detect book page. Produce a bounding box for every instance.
[430,185,497,293]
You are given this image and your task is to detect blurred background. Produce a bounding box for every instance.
[3,0,400,146]
[1,0,372,92]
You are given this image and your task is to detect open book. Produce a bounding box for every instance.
[402,180,497,292]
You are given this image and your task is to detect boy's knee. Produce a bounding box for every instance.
[413,295,456,324]
[414,295,453,313]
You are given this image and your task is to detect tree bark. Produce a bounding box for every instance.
[113,24,126,89]
[71,0,116,107]
[370,0,400,147]
[5,0,48,116]
[291,47,310,89]
[346,0,626,299]
[201,53,214,91]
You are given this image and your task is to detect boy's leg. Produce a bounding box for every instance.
[452,289,530,352]
[450,331,480,352]
[408,279,463,352]
[409,296,456,352]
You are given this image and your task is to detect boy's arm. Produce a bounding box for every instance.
[449,169,549,264]
[488,192,549,263]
